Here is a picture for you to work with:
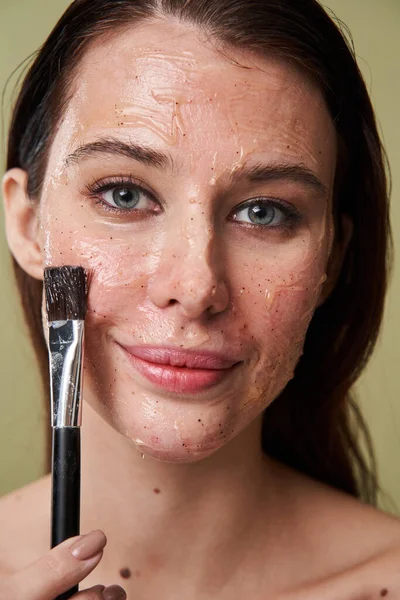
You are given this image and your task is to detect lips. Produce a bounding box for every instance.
[122,346,238,369]
[116,344,240,394]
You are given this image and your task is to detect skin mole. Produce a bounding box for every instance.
[119,567,132,579]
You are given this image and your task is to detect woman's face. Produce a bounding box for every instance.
[38,19,337,461]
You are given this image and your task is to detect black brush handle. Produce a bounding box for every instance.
[51,427,81,600]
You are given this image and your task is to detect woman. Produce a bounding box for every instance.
[1,0,399,598]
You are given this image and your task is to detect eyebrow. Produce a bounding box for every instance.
[65,137,328,197]
[65,138,172,170]
[231,162,328,197]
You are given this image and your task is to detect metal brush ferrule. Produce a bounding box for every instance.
[48,320,84,428]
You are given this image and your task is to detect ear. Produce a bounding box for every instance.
[2,168,44,280]
[317,213,353,307]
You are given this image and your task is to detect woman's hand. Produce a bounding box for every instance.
[0,530,127,599]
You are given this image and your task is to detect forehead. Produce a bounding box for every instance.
[50,18,336,183]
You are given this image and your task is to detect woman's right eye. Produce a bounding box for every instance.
[102,186,151,210]
[84,179,161,213]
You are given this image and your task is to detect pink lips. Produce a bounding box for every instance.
[117,345,240,394]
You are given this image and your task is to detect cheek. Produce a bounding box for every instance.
[74,239,153,317]
[227,234,328,398]
[229,229,328,334]
[240,258,326,340]
[257,283,322,367]
[38,192,155,318]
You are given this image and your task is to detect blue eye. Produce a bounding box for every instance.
[232,199,301,230]
[108,187,141,209]
[102,185,153,210]
[83,177,160,213]
[235,203,283,226]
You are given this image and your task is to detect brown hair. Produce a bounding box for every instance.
[6,0,392,504]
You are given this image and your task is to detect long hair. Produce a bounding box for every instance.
[6,0,392,504]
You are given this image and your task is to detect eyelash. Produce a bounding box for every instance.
[82,175,303,232]
[83,175,158,213]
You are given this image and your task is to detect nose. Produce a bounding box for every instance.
[148,217,230,320]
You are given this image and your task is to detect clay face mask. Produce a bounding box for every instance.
[38,18,337,462]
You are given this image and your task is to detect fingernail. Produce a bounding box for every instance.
[91,585,106,594]
[102,585,127,600]
[70,530,107,560]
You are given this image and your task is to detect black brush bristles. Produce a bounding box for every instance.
[44,266,88,322]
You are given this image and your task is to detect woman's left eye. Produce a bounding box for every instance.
[232,199,299,229]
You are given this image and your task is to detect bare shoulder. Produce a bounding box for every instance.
[274,462,400,599]
[0,474,51,575]
[288,544,400,600]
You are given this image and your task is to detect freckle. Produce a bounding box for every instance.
[135,569,142,577]
[119,568,131,579]
[153,488,161,494]
[380,590,388,597]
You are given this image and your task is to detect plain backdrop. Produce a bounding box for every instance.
[0,0,399,513]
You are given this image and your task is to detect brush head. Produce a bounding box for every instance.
[44,266,88,322]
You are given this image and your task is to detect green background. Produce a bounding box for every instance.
[1,0,399,512]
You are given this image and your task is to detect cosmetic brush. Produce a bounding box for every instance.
[44,266,88,600]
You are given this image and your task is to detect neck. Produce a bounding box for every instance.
[80,402,287,593]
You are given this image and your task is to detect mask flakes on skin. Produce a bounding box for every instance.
[38,19,337,462]
[40,90,88,267]
[115,90,191,146]
[110,49,201,144]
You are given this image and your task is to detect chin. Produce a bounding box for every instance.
[136,444,223,463]
[86,383,252,463]
[126,427,232,463]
